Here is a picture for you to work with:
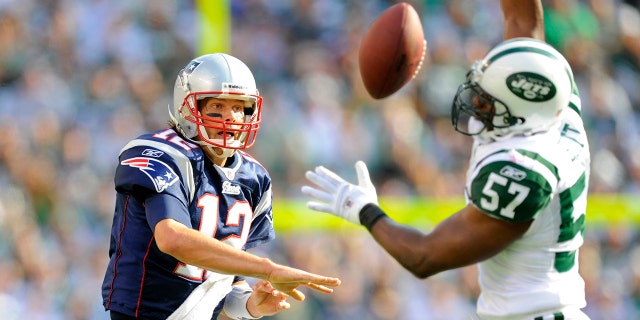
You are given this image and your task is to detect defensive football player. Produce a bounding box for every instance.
[302,0,591,319]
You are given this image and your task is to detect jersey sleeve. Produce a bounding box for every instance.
[468,160,553,222]
[115,145,193,228]
[144,193,192,228]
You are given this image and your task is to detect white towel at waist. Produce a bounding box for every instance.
[167,272,235,320]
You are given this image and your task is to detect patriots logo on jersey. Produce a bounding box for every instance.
[121,157,180,193]
[222,181,241,195]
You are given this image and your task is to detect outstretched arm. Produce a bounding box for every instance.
[365,204,531,278]
[302,161,531,279]
[501,0,545,40]
[154,219,340,301]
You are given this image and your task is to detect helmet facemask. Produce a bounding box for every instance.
[452,73,520,136]
[179,92,262,153]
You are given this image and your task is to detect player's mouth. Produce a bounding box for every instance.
[216,131,236,139]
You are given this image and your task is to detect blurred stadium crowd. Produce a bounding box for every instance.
[0,0,639,319]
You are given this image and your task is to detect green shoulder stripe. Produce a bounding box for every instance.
[568,100,580,116]
[515,149,559,180]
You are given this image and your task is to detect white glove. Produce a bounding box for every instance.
[301,161,378,225]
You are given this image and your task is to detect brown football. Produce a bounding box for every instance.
[358,2,426,99]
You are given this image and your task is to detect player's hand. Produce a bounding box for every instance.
[302,161,378,225]
[267,266,341,302]
[246,280,291,317]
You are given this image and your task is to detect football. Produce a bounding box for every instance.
[358,2,426,99]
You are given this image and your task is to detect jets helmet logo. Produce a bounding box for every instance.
[121,157,180,193]
[506,72,556,102]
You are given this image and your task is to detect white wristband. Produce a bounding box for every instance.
[222,282,261,319]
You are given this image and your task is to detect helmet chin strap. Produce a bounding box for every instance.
[208,145,236,158]
[196,125,237,159]
[467,117,486,135]
[188,138,237,159]
[505,117,526,126]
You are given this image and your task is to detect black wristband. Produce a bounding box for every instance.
[359,204,388,231]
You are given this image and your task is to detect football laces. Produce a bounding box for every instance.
[412,40,427,79]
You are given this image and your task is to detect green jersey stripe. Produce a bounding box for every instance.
[515,149,559,181]
[568,99,580,116]
[533,311,565,320]
[558,172,587,242]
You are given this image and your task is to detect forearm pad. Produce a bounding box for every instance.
[359,204,388,231]
[222,282,261,319]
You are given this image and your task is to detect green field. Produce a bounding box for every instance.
[273,195,640,232]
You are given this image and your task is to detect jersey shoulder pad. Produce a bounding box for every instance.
[134,128,204,161]
[469,153,556,222]
[236,151,270,182]
[116,130,199,200]
[238,151,268,172]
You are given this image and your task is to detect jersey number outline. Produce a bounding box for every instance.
[174,193,253,280]
[480,172,530,218]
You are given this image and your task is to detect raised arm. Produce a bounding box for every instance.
[501,0,545,40]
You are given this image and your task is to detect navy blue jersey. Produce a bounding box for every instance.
[102,128,275,319]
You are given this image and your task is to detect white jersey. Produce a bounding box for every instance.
[465,105,590,319]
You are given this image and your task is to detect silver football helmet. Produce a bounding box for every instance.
[169,53,262,156]
[451,38,575,140]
